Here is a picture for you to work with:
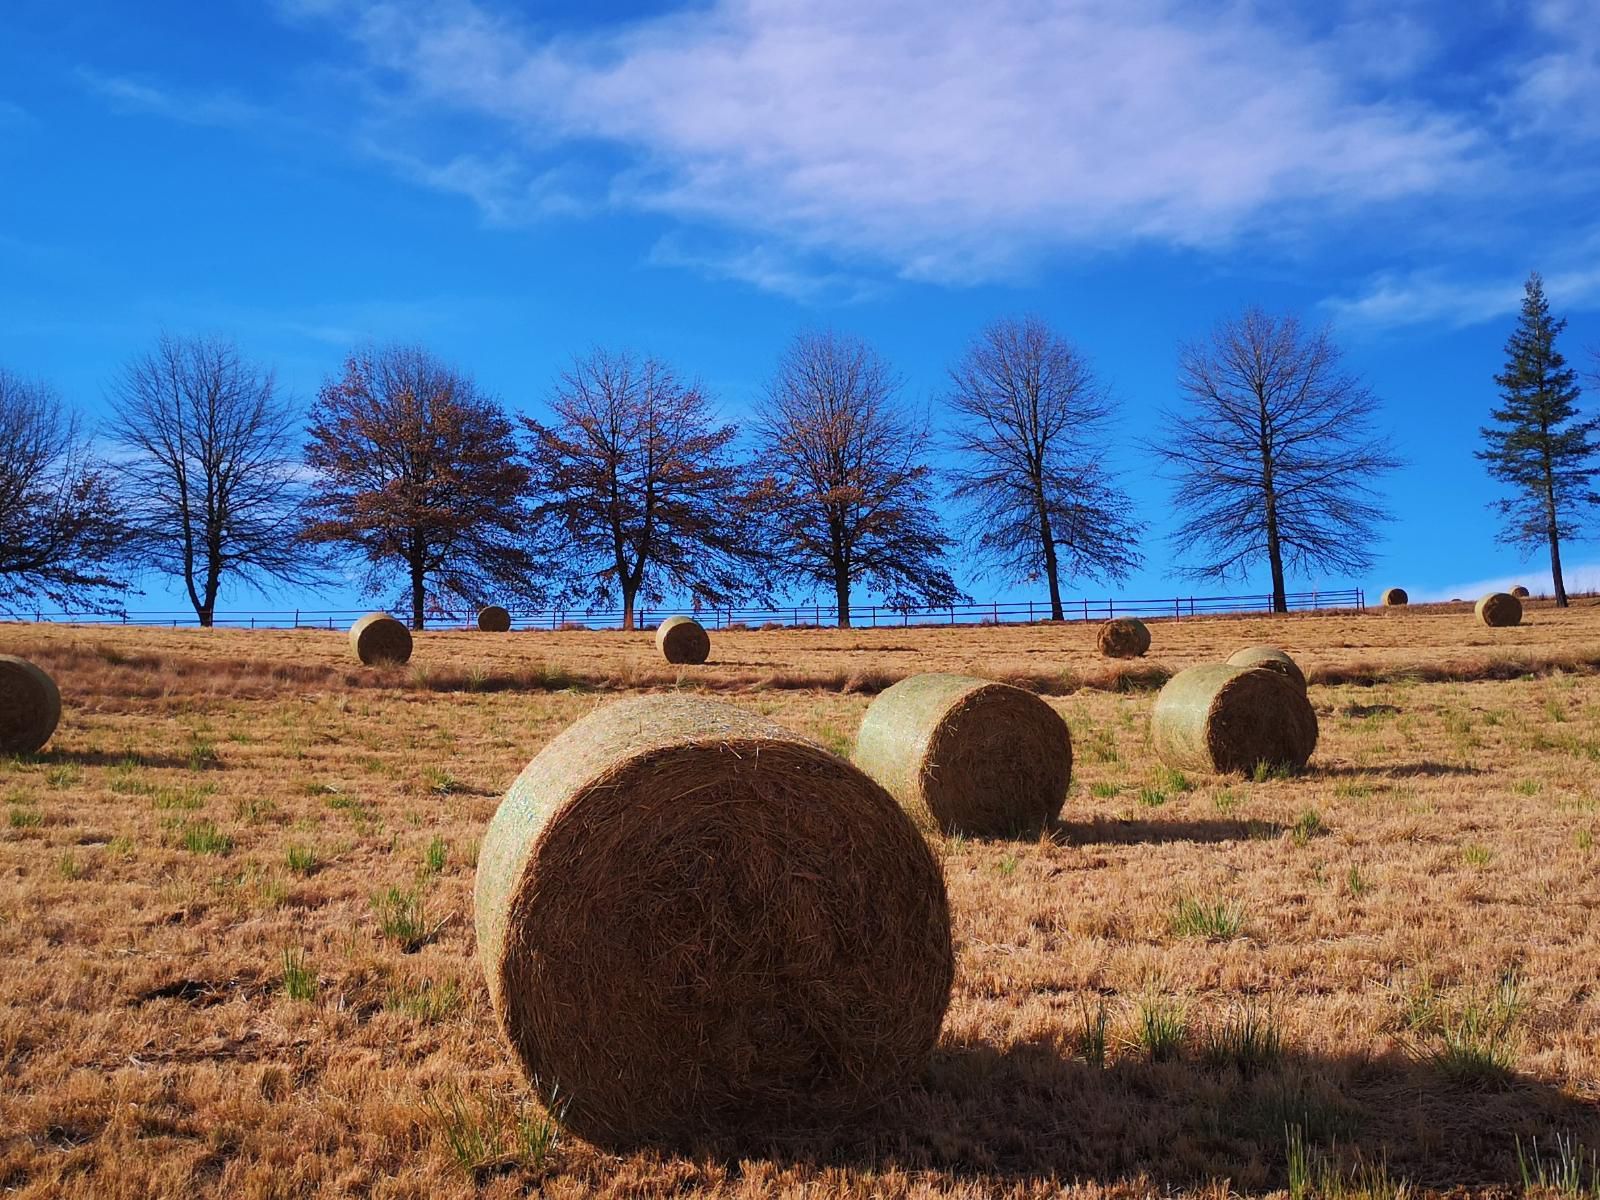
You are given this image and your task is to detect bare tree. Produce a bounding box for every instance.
[107,334,313,626]
[945,315,1143,619]
[525,348,766,630]
[0,369,126,614]
[755,331,962,627]
[303,345,542,629]
[1155,308,1398,612]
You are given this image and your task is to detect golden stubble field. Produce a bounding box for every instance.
[1,605,1599,1199]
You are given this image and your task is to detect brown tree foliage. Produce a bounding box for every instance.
[1155,308,1398,613]
[302,345,541,629]
[755,331,962,627]
[0,368,125,614]
[107,335,311,626]
[525,348,766,630]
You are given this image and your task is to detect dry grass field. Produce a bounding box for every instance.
[2,604,1599,1198]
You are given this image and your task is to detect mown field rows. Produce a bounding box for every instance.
[1,609,1598,1197]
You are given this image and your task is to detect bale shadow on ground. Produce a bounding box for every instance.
[1052,817,1283,846]
[17,747,198,770]
[1312,762,1486,779]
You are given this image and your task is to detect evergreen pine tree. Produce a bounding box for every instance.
[1477,272,1599,607]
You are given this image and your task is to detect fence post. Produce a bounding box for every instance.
[1028,600,1034,622]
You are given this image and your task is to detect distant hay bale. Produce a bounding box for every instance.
[852,673,1071,837]
[1476,592,1522,627]
[0,655,61,755]
[1225,645,1307,693]
[655,615,710,665]
[1096,617,1151,658]
[349,612,413,665]
[1381,587,1408,607]
[477,605,512,633]
[474,694,953,1145]
[1510,585,1531,599]
[1151,663,1318,775]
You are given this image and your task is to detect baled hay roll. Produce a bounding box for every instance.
[1225,644,1307,692]
[1152,663,1318,776]
[349,612,413,665]
[474,694,953,1145]
[0,655,62,755]
[1381,587,1408,607]
[477,605,512,633]
[655,614,710,665]
[853,673,1071,837]
[1096,617,1151,658]
[1476,592,1522,627]
[1510,585,1531,599]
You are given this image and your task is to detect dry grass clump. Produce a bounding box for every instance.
[1381,587,1408,606]
[476,605,511,633]
[1511,585,1531,598]
[349,613,413,665]
[654,615,710,665]
[1151,662,1318,775]
[1226,644,1307,692]
[1477,592,1523,627]
[1096,617,1151,658]
[474,694,953,1146]
[0,654,61,753]
[852,673,1071,837]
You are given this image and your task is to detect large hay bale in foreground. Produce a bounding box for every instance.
[1510,585,1531,599]
[0,655,61,755]
[1152,663,1318,775]
[1096,617,1151,659]
[475,694,953,1145]
[1225,645,1307,693]
[655,615,710,664]
[477,605,512,632]
[1476,592,1522,627]
[853,673,1071,837]
[349,612,413,665]
[1381,587,1408,607]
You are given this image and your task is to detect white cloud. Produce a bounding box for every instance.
[77,70,269,130]
[1413,562,1600,603]
[291,0,1481,286]
[1324,258,1600,331]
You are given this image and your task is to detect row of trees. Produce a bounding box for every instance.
[2,293,1592,628]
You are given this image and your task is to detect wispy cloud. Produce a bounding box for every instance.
[1414,562,1600,603]
[647,233,881,305]
[1323,257,1600,331]
[77,70,269,130]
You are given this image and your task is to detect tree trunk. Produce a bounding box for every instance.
[1548,519,1568,608]
[1263,497,1288,614]
[1036,490,1063,621]
[834,568,851,629]
[410,564,426,631]
[621,586,636,632]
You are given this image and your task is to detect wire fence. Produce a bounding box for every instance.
[11,588,1366,630]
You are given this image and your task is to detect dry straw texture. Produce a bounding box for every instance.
[1151,662,1318,775]
[1096,617,1151,658]
[1511,585,1531,598]
[348,613,413,665]
[477,605,512,633]
[1381,587,1408,606]
[0,654,61,754]
[1225,644,1307,692]
[853,673,1072,837]
[1476,592,1523,627]
[655,615,711,665]
[474,694,954,1146]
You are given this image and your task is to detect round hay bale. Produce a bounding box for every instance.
[0,655,61,755]
[852,673,1071,837]
[477,605,512,633]
[1380,587,1408,607]
[1151,663,1318,775]
[655,615,710,665]
[349,612,413,665]
[1096,617,1151,658]
[1476,592,1522,627]
[474,694,953,1145]
[1225,645,1307,692]
[1510,585,1530,599]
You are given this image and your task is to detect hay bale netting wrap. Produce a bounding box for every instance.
[1096,617,1151,658]
[1511,585,1531,599]
[654,615,710,665]
[474,694,953,1146]
[0,655,61,755]
[1381,587,1409,607]
[477,605,512,633]
[1151,663,1318,776]
[1225,644,1307,693]
[348,612,413,665]
[1476,592,1523,627]
[853,673,1072,838]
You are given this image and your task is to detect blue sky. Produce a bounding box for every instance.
[4,0,1600,614]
